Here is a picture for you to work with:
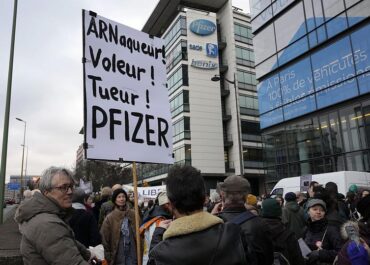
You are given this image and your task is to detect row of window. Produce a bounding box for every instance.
[167,65,188,96]
[173,117,191,143]
[170,91,189,118]
[166,40,187,73]
[234,23,253,45]
[236,46,255,67]
[239,94,259,110]
[259,22,370,128]
[254,0,369,75]
[164,16,187,49]
[263,99,370,174]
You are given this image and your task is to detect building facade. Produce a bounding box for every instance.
[140,0,264,194]
[251,0,370,189]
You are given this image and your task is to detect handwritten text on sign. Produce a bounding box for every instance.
[83,10,173,164]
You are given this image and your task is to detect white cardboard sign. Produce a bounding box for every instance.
[82,10,173,164]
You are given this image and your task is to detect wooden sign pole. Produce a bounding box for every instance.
[132,162,142,265]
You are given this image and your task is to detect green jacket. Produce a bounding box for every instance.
[15,192,90,265]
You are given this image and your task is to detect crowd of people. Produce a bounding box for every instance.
[13,165,370,265]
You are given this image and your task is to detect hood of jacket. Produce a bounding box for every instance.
[285,201,301,212]
[15,192,69,224]
[263,217,286,238]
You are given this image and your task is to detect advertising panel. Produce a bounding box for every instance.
[260,108,284,129]
[257,74,282,114]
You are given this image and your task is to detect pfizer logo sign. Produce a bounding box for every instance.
[190,19,216,36]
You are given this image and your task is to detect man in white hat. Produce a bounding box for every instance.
[140,191,172,264]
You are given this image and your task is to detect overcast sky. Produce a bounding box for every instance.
[0,0,250,182]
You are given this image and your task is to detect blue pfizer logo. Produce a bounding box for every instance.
[206,43,218,57]
[190,19,216,36]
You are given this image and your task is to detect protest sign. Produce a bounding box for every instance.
[82,10,173,164]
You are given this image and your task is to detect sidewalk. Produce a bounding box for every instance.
[0,206,23,265]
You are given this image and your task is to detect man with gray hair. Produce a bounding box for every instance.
[15,166,94,265]
[215,175,274,265]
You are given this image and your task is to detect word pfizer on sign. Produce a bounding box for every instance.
[190,19,216,36]
[191,59,218,69]
[82,10,173,164]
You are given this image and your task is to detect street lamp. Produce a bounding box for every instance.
[211,74,244,176]
[16,117,26,199]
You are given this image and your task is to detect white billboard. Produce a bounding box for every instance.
[82,10,173,164]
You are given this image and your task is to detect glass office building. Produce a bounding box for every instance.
[251,0,370,188]
[140,0,264,194]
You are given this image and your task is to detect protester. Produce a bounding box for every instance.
[84,193,95,214]
[245,194,259,215]
[99,184,123,227]
[140,191,172,264]
[69,188,101,248]
[325,182,349,226]
[94,186,112,224]
[303,199,343,265]
[275,195,284,207]
[15,166,94,265]
[148,165,247,265]
[100,188,141,265]
[215,175,274,265]
[282,192,306,238]
[362,189,370,198]
[261,198,305,265]
[337,195,370,265]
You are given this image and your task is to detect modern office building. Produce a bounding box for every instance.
[251,0,370,190]
[139,0,264,193]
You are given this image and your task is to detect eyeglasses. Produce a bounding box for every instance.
[52,184,74,193]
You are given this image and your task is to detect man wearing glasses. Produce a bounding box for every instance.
[15,166,94,265]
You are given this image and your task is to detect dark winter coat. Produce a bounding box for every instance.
[218,206,274,265]
[69,203,101,248]
[14,192,91,265]
[149,211,247,265]
[93,196,109,223]
[304,218,343,264]
[282,201,306,239]
[263,217,305,265]
[337,220,370,265]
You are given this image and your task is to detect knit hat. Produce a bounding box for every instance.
[284,192,297,202]
[219,175,250,192]
[112,188,128,205]
[357,195,370,220]
[306,198,326,211]
[246,194,257,206]
[157,191,169,206]
[261,198,282,218]
[349,184,358,193]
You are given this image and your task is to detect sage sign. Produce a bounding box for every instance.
[190,19,216,36]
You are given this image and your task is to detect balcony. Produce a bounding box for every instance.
[224,134,233,147]
[222,108,232,121]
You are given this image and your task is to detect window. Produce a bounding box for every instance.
[243,147,263,161]
[237,70,257,91]
[170,91,189,117]
[166,40,187,72]
[167,65,188,95]
[173,117,190,143]
[164,16,186,49]
[323,0,345,19]
[236,46,255,67]
[242,121,261,135]
[239,95,258,110]
[274,2,306,51]
[253,23,276,64]
[234,23,253,45]
[250,0,271,17]
[174,144,191,164]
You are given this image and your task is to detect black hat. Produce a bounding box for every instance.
[261,198,282,218]
[112,188,128,205]
[284,192,297,202]
[357,195,370,220]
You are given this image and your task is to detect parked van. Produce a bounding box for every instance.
[270,171,370,197]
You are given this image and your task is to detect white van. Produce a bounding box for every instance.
[270,171,370,197]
